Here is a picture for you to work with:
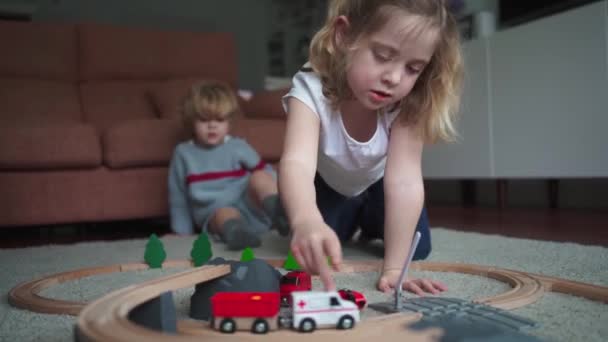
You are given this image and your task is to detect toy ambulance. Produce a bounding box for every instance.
[290,291,360,332]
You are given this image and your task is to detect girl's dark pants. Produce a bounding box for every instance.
[314,173,431,260]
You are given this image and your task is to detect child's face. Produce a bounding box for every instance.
[193,117,230,147]
[344,13,438,111]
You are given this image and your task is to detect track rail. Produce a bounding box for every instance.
[8,260,192,315]
[75,264,439,342]
[9,259,608,316]
[75,264,231,342]
[411,262,545,310]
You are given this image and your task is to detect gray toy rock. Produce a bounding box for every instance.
[189,257,281,321]
[128,292,177,333]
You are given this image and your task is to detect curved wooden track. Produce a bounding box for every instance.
[410,262,546,310]
[75,265,441,342]
[9,258,608,341]
[9,259,608,317]
[8,259,193,315]
[72,260,608,342]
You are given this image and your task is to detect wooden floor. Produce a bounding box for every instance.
[0,206,606,249]
[427,206,608,246]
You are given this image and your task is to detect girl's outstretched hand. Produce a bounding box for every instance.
[377,269,448,296]
[290,219,342,291]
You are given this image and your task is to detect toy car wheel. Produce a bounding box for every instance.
[251,319,269,334]
[299,318,316,333]
[278,315,292,328]
[338,315,355,330]
[220,318,236,333]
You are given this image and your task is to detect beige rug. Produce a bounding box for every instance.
[1,228,606,341]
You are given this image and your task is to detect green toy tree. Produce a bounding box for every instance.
[240,247,255,262]
[191,231,213,267]
[283,250,301,270]
[144,234,166,269]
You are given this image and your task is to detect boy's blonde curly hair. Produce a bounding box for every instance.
[180,80,241,129]
[309,0,463,143]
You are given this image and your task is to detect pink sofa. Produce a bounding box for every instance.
[0,21,286,228]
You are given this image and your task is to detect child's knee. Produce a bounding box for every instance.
[209,207,241,232]
[250,168,274,183]
[247,170,277,193]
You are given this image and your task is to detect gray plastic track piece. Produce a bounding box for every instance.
[368,297,542,341]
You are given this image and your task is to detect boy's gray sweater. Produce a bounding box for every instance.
[168,136,266,235]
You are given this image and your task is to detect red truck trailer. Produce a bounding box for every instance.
[210,292,281,334]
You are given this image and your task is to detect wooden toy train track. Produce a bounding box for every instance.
[9,259,608,341]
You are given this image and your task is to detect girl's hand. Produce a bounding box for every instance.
[377,269,447,296]
[290,219,342,291]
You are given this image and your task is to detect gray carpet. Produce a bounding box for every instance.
[0,228,606,341]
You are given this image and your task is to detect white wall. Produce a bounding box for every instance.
[462,0,499,16]
[423,1,608,209]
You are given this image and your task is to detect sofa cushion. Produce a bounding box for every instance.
[149,78,199,119]
[79,23,237,85]
[241,88,289,119]
[0,21,78,81]
[0,79,82,125]
[103,119,188,169]
[0,123,101,170]
[80,81,158,131]
[232,118,286,162]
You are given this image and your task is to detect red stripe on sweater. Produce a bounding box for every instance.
[252,160,267,171]
[186,161,267,185]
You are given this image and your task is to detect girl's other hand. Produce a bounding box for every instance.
[290,219,342,291]
[377,269,448,296]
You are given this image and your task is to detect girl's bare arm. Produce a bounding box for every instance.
[279,97,342,289]
[279,97,322,227]
[383,120,425,272]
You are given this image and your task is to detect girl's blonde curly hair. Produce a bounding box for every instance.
[309,0,463,143]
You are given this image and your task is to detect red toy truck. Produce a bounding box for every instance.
[210,292,280,334]
[338,289,367,310]
[279,271,312,305]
